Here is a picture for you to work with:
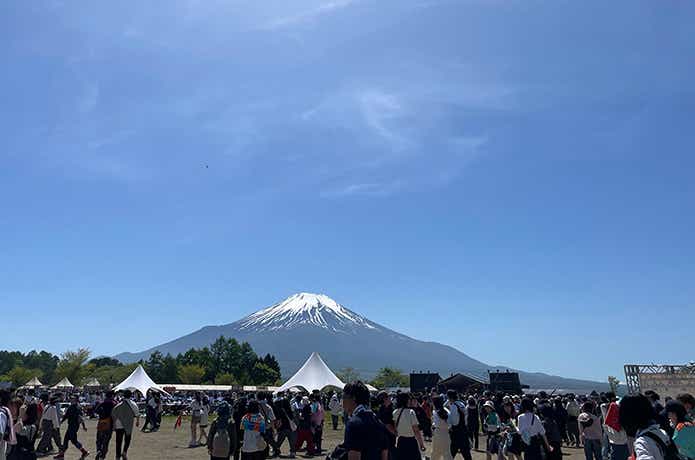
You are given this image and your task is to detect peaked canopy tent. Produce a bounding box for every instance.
[113,365,168,396]
[51,377,74,390]
[83,377,101,388]
[21,377,44,389]
[275,352,345,393]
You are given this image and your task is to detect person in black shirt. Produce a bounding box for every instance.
[343,382,389,460]
[376,391,396,457]
[94,390,115,460]
[55,396,89,459]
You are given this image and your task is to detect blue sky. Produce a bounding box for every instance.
[1,0,693,382]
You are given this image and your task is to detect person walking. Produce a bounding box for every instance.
[190,393,203,448]
[112,390,139,460]
[54,395,89,460]
[431,396,453,460]
[207,401,238,460]
[94,390,115,460]
[446,390,473,460]
[199,395,210,446]
[482,401,502,460]
[328,394,342,431]
[294,397,315,456]
[274,396,297,458]
[601,393,629,460]
[37,396,61,455]
[310,393,324,453]
[12,402,39,460]
[240,400,267,460]
[393,392,426,460]
[467,397,480,451]
[517,398,552,460]
[579,402,603,460]
[566,396,581,447]
[540,405,563,460]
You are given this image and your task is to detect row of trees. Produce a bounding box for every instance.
[337,366,409,388]
[0,337,282,387]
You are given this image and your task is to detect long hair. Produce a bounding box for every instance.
[433,396,448,421]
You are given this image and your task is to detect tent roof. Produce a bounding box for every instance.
[275,352,345,393]
[113,365,168,396]
[83,377,101,387]
[24,376,43,387]
[365,384,378,392]
[439,372,487,389]
[52,377,74,389]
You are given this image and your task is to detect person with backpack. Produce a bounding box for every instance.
[342,381,390,460]
[36,396,61,455]
[579,401,603,460]
[540,405,562,460]
[207,401,238,460]
[112,390,139,460]
[664,400,695,460]
[619,394,677,460]
[54,395,89,460]
[517,398,552,460]
[393,392,426,460]
[11,402,39,460]
[446,390,473,460]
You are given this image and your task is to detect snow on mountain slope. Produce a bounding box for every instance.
[236,292,379,333]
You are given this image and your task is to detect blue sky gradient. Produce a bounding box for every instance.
[1,0,693,382]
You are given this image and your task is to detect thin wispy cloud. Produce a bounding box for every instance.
[263,0,356,29]
[357,90,411,151]
[320,181,403,198]
[78,82,100,113]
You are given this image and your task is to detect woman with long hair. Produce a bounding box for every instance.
[12,402,39,460]
[393,393,426,460]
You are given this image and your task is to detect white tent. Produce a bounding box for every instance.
[365,384,378,392]
[83,377,101,388]
[22,377,43,389]
[113,365,168,396]
[275,352,345,393]
[52,377,74,389]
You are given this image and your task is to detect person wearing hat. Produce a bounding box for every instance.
[482,401,502,460]
[208,401,238,460]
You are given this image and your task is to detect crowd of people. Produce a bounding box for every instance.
[0,385,693,460]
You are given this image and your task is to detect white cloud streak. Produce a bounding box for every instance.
[263,0,356,29]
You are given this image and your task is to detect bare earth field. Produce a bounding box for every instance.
[46,417,587,460]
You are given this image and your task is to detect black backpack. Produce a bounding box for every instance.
[641,431,681,460]
[1,407,11,442]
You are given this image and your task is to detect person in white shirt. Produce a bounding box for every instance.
[36,396,61,454]
[431,396,453,460]
[601,393,630,460]
[446,390,473,460]
[619,395,672,460]
[329,394,342,430]
[189,393,203,447]
[393,393,426,460]
[517,399,552,460]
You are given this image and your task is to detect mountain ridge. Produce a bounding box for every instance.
[115,293,607,391]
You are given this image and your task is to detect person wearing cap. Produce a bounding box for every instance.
[566,395,581,447]
[329,393,342,431]
[578,401,603,460]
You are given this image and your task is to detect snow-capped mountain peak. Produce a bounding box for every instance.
[236,293,378,333]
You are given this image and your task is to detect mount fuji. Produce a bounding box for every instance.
[115,293,604,390]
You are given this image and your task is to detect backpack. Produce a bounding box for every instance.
[641,431,681,460]
[211,427,231,458]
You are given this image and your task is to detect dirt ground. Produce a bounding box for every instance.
[45,417,588,460]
